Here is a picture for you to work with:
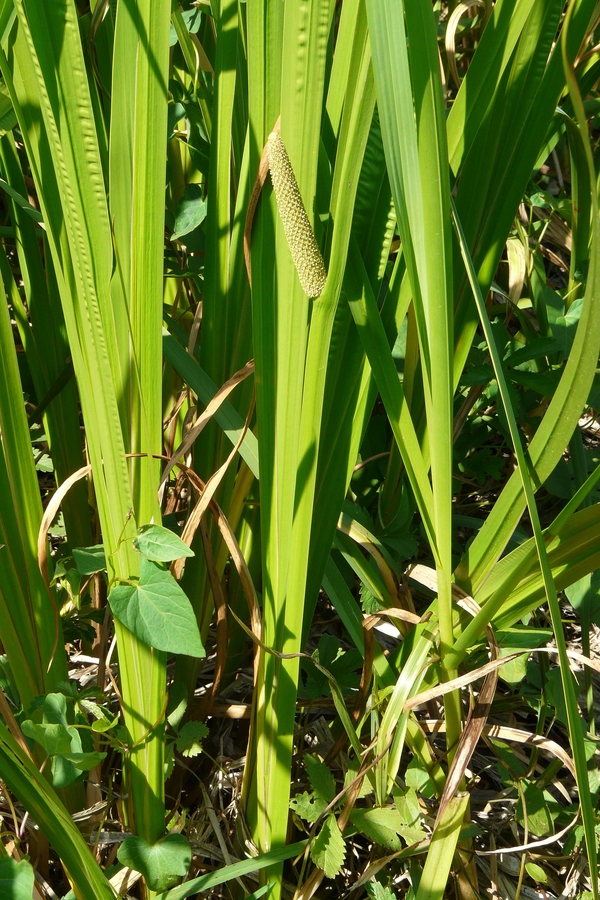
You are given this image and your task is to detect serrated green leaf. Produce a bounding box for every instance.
[310,814,346,878]
[349,807,405,851]
[133,524,195,563]
[289,791,328,824]
[343,763,373,800]
[366,881,397,900]
[175,721,208,758]
[0,857,35,900]
[302,636,362,698]
[108,558,204,657]
[118,833,192,892]
[394,787,423,833]
[305,755,336,804]
[164,742,175,781]
[72,544,106,575]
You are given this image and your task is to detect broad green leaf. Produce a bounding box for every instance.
[548,297,583,357]
[0,722,114,900]
[394,787,423,833]
[310,814,346,879]
[302,636,361,698]
[79,697,116,729]
[175,721,208,758]
[566,571,600,626]
[21,720,72,757]
[496,627,553,684]
[305,755,336,804]
[0,857,35,900]
[289,791,327,824]
[133,524,195,563]
[72,544,106,575]
[349,807,405,851]
[516,783,561,838]
[108,558,204,657]
[118,834,192,893]
[166,682,188,730]
[21,692,97,788]
[90,714,118,734]
[171,184,207,241]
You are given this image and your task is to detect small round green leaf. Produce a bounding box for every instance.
[525,862,548,884]
[133,524,194,562]
[117,833,192,892]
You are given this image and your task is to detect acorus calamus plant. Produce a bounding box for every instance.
[0,1,598,899]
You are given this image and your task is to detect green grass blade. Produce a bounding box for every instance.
[415,794,469,900]
[0,723,115,900]
[345,247,436,557]
[108,0,172,845]
[0,272,67,705]
[157,842,307,900]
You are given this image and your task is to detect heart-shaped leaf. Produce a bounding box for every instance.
[0,857,35,900]
[21,693,103,788]
[108,558,204,657]
[72,544,106,575]
[21,720,72,757]
[133,525,194,563]
[117,833,192,892]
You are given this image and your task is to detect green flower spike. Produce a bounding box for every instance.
[267,131,327,299]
